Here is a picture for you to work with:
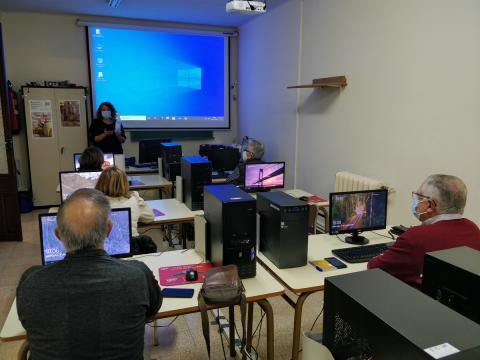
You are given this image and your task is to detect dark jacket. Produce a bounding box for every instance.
[17,249,162,360]
[89,119,125,154]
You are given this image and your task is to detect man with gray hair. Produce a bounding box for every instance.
[227,137,265,185]
[17,188,162,360]
[368,174,480,289]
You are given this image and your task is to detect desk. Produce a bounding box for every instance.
[257,229,392,360]
[0,250,284,359]
[125,166,158,175]
[129,174,173,198]
[145,199,203,225]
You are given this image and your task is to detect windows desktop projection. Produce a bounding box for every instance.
[88,27,228,129]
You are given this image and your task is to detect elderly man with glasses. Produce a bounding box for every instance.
[368,174,480,289]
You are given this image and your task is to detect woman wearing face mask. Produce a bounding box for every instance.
[226,138,265,186]
[89,102,126,154]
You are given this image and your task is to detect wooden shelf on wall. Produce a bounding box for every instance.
[288,75,347,89]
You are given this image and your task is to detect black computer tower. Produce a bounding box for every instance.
[204,184,256,279]
[257,192,308,268]
[161,142,182,181]
[422,246,480,324]
[323,269,480,359]
[181,156,212,211]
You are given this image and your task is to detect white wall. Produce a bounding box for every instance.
[0,11,238,189]
[238,1,301,189]
[239,0,480,225]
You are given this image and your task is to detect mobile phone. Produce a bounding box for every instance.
[161,288,195,298]
[325,257,347,269]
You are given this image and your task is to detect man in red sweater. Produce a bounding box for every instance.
[368,174,480,289]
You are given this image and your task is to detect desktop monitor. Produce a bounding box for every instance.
[329,189,388,245]
[39,208,132,265]
[207,147,240,172]
[74,152,114,171]
[244,162,285,192]
[59,171,102,202]
[138,138,171,164]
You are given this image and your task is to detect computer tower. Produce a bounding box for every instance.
[422,246,480,324]
[323,269,480,359]
[204,184,256,279]
[257,192,308,268]
[160,142,182,181]
[181,156,212,211]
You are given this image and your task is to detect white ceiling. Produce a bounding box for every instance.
[0,0,288,27]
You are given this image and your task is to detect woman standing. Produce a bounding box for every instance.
[89,102,126,154]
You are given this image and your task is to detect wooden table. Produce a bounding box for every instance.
[145,199,203,225]
[129,174,173,198]
[257,229,393,360]
[1,250,284,359]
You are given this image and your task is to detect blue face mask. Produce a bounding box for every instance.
[411,196,428,220]
[101,110,112,119]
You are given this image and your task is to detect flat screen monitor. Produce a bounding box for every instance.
[207,147,240,171]
[138,138,171,164]
[39,208,132,265]
[244,162,285,192]
[74,152,114,171]
[329,189,388,245]
[59,171,102,202]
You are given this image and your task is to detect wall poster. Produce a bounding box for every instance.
[29,100,54,138]
[59,100,81,127]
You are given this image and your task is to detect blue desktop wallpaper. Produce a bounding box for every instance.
[90,27,225,118]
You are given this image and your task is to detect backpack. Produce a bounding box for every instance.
[198,264,247,358]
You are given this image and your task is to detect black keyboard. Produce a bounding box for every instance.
[332,242,393,263]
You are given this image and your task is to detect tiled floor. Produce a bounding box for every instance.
[0,210,325,359]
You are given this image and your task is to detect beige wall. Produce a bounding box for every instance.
[0,11,238,189]
[238,1,301,189]
[239,0,480,225]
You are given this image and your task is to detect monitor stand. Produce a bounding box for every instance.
[345,230,369,245]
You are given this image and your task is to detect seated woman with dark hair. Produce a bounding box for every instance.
[227,138,265,186]
[95,166,157,254]
[79,146,104,171]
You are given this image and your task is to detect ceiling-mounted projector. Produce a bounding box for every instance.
[226,1,267,14]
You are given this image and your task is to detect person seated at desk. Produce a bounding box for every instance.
[79,146,104,171]
[89,101,126,154]
[368,174,480,289]
[95,166,157,254]
[17,188,162,360]
[226,138,265,185]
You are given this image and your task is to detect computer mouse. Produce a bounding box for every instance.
[185,268,198,282]
[299,196,309,202]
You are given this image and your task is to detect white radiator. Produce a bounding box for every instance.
[335,171,385,192]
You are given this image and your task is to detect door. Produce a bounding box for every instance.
[0,23,22,241]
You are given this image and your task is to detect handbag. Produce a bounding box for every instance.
[198,264,247,358]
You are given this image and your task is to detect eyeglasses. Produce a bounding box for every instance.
[412,192,436,206]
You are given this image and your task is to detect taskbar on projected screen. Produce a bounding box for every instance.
[119,115,228,129]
